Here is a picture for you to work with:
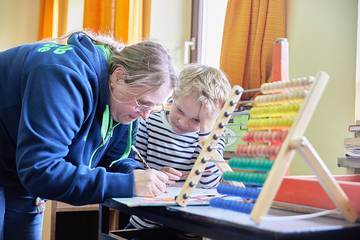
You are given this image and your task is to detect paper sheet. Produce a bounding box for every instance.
[112,187,229,207]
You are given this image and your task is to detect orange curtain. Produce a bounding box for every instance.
[58,0,69,37]
[38,0,69,41]
[114,0,129,42]
[83,0,151,44]
[83,0,116,34]
[38,0,54,40]
[220,0,285,100]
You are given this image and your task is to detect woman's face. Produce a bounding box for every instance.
[109,69,172,124]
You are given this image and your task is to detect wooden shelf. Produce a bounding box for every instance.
[55,202,99,212]
[42,201,119,240]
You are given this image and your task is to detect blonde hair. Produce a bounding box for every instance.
[46,29,178,97]
[173,63,231,109]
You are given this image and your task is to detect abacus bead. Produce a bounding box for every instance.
[239,145,247,156]
[254,96,262,106]
[242,158,250,169]
[259,145,267,157]
[260,96,268,106]
[251,145,258,158]
[289,117,295,126]
[260,159,270,171]
[258,146,265,158]
[280,93,287,105]
[280,82,288,92]
[260,83,269,94]
[249,108,256,118]
[241,132,248,142]
[262,146,269,156]
[275,81,283,93]
[269,94,277,105]
[303,89,309,98]
[246,120,254,129]
[262,131,271,142]
[252,132,259,142]
[228,158,236,168]
[269,82,276,93]
[250,132,257,142]
[252,159,261,170]
[271,131,280,143]
[288,91,295,103]
[303,77,310,89]
[223,172,238,182]
[307,76,315,87]
[234,145,241,156]
[244,202,255,214]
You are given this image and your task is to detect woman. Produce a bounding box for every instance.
[0,30,178,240]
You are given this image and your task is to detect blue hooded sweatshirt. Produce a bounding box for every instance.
[0,33,144,205]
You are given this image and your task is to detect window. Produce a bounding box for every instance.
[190,0,228,68]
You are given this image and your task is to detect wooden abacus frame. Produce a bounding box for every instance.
[175,85,245,207]
[175,71,358,224]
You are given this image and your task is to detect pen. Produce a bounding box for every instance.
[131,145,151,169]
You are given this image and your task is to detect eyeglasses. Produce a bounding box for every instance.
[134,98,164,114]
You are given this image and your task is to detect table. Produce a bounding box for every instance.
[99,198,360,240]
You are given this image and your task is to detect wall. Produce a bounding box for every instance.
[149,0,192,74]
[0,0,39,50]
[286,0,358,175]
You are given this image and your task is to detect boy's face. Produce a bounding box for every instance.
[167,95,201,134]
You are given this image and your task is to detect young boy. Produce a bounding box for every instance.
[128,63,232,238]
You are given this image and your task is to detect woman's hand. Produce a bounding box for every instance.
[159,167,182,186]
[132,169,168,197]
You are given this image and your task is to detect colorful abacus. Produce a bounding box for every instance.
[176,71,358,224]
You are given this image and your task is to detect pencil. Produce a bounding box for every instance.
[131,145,151,169]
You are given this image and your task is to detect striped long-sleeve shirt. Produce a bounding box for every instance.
[130,110,225,231]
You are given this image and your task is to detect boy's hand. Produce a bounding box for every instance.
[160,167,182,186]
[132,169,168,197]
[199,99,223,133]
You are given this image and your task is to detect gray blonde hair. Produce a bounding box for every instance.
[173,63,231,109]
[46,29,178,97]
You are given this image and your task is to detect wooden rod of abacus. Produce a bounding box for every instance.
[232,110,250,116]
[175,85,244,207]
[236,100,254,105]
[241,88,260,93]
[249,71,330,224]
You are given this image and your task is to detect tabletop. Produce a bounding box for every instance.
[99,198,360,240]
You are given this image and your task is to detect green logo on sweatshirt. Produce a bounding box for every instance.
[38,43,72,54]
